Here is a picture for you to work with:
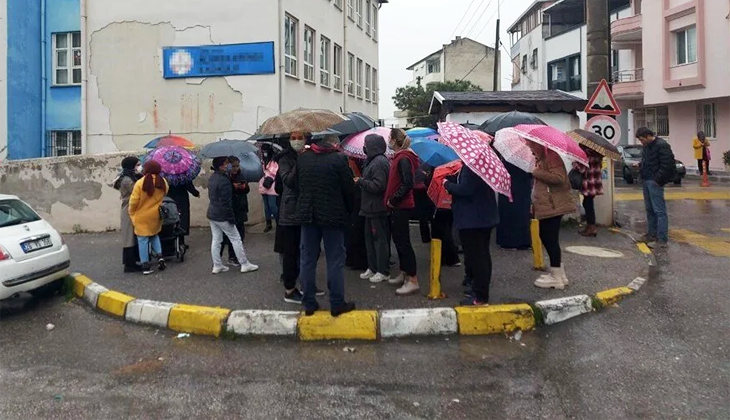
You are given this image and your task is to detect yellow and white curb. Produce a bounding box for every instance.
[69,273,648,341]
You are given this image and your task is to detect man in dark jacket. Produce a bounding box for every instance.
[356,134,391,283]
[207,156,258,274]
[220,156,250,265]
[444,165,499,306]
[636,127,675,249]
[294,134,356,316]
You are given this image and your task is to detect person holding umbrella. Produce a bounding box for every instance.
[128,160,169,275]
[220,156,250,265]
[207,156,259,274]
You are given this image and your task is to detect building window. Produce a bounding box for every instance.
[356,0,363,27]
[365,0,372,36]
[284,15,298,77]
[530,48,538,69]
[52,32,82,86]
[356,58,363,98]
[334,44,343,91]
[303,27,315,82]
[372,68,378,103]
[426,59,440,74]
[334,0,342,10]
[675,26,697,65]
[347,53,355,95]
[548,54,581,91]
[512,56,521,85]
[365,63,372,101]
[697,103,716,138]
[47,130,81,156]
[634,107,670,137]
[522,55,528,74]
[372,3,378,41]
[320,36,331,88]
[347,0,354,20]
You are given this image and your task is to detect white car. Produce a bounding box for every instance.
[0,194,71,300]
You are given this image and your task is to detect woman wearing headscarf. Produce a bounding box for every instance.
[114,156,142,272]
[129,160,169,275]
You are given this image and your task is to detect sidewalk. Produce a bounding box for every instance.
[65,226,646,312]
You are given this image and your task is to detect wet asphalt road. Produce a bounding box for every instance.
[1,183,729,419]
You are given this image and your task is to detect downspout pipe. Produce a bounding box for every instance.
[40,0,47,156]
[277,0,283,115]
[342,5,347,113]
[80,0,88,154]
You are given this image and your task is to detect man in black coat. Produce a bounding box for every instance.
[294,134,356,316]
[636,127,675,249]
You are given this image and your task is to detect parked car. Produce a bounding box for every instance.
[0,194,70,300]
[615,145,686,185]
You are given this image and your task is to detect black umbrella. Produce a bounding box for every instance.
[461,122,482,130]
[199,139,258,158]
[567,129,621,161]
[330,112,377,136]
[479,111,547,136]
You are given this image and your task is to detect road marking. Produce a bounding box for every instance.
[636,243,652,255]
[565,246,624,258]
[669,229,730,257]
[615,191,730,202]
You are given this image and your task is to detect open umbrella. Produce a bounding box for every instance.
[411,140,459,167]
[461,122,482,130]
[330,112,377,136]
[479,111,547,136]
[437,121,512,200]
[567,129,621,160]
[199,139,258,159]
[511,124,589,166]
[341,127,395,160]
[144,135,196,149]
[235,151,265,182]
[257,108,346,135]
[471,130,493,144]
[427,160,463,209]
[493,128,537,173]
[406,127,439,141]
[144,146,201,186]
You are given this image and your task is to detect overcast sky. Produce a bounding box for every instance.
[378,0,534,120]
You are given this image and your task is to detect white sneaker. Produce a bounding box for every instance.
[240,262,259,273]
[212,265,230,274]
[360,269,375,280]
[534,268,565,290]
[388,272,406,285]
[396,280,421,296]
[369,273,390,284]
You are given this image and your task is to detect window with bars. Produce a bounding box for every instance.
[365,63,371,101]
[303,27,315,82]
[372,68,378,103]
[634,107,670,137]
[47,130,82,157]
[320,36,331,87]
[52,32,82,86]
[284,15,298,77]
[334,44,343,91]
[696,103,716,138]
[347,53,355,95]
[356,58,363,98]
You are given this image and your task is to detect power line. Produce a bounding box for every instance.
[458,54,488,82]
[458,0,487,39]
[474,0,502,40]
[500,40,544,88]
[448,0,479,41]
[465,0,494,38]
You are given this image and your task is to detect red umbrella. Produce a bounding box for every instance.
[511,124,589,166]
[437,122,512,200]
[427,160,463,209]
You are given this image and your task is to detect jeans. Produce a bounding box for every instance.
[391,210,418,276]
[137,235,161,264]
[220,221,245,260]
[300,225,346,310]
[642,180,668,242]
[459,228,493,302]
[539,216,563,268]
[210,220,249,268]
[583,195,596,225]
[364,216,390,276]
[262,194,279,221]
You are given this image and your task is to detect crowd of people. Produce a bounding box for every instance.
[113,125,677,315]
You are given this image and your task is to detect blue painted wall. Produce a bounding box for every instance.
[6,0,80,160]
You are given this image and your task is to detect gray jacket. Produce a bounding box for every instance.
[207,171,236,223]
[358,135,390,217]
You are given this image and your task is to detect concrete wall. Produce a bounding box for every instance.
[667,98,730,172]
[443,38,499,91]
[0,153,264,233]
[0,0,7,162]
[46,0,81,135]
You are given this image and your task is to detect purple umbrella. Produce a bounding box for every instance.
[144,146,201,186]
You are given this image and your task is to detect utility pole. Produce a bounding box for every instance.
[492,1,500,91]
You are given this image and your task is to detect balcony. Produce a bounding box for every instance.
[612,68,644,100]
[611,14,642,47]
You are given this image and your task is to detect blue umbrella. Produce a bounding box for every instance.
[411,140,459,167]
[407,127,438,139]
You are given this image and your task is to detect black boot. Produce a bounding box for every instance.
[264,220,273,233]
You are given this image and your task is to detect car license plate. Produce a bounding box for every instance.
[21,237,53,253]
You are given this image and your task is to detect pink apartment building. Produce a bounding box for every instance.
[612,0,730,171]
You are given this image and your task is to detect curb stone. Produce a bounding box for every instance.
[534,295,593,326]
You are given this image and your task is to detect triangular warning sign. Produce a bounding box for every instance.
[584,79,621,116]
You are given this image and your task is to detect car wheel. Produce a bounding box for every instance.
[623,168,634,184]
[29,278,64,298]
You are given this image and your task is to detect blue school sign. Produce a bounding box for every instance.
[162,42,275,79]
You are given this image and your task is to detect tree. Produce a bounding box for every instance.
[393,80,482,128]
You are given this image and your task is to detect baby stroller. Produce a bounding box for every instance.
[158,197,187,262]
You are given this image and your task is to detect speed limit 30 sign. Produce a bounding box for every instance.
[585,115,622,146]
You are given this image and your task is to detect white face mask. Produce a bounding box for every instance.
[290,140,306,153]
[135,164,143,174]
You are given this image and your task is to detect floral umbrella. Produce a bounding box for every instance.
[341,127,395,160]
[144,146,201,186]
[437,121,512,200]
[511,124,589,166]
[493,128,537,173]
[144,135,196,149]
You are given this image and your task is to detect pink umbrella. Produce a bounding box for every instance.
[511,124,589,166]
[341,127,395,160]
[493,128,537,173]
[437,121,512,200]
[471,130,493,144]
[144,146,201,186]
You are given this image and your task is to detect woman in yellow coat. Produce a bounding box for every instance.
[129,160,169,275]
[692,131,710,175]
